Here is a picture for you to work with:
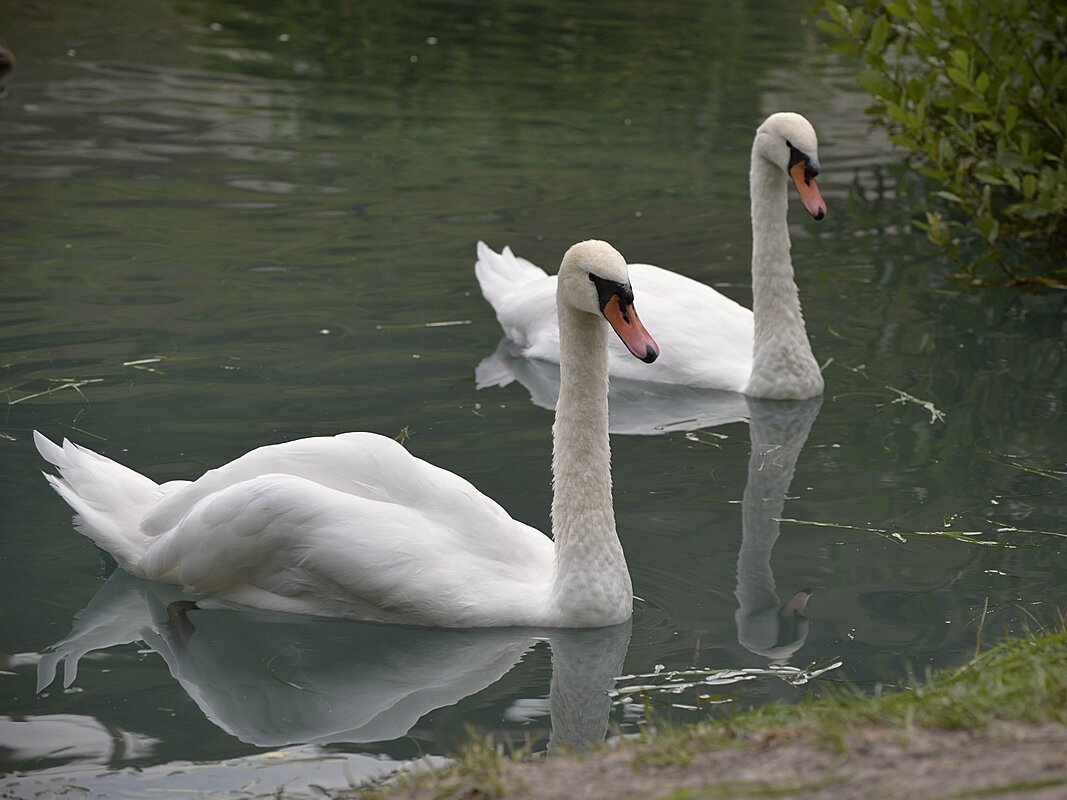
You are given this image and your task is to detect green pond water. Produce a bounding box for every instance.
[2,0,1066,796]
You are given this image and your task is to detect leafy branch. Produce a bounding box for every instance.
[814,0,1067,287]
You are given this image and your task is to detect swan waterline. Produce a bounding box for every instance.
[35,240,659,629]
[475,111,827,400]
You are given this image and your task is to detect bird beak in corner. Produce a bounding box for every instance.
[602,295,659,363]
[781,589,813,617]
[789,162,827,221]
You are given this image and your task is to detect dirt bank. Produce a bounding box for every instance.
[382,722,1067,800]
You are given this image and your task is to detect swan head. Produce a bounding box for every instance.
[754,112,827,220]
[558,240,659,363]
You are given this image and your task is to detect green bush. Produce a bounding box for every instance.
[814,0,1067,286]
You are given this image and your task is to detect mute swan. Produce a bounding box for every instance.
[35,240,659,629]
[476,111,827,400]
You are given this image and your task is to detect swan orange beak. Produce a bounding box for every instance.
[790,162,827,220]
[602,295,658,363]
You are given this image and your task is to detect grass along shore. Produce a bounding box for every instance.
[360,624,1067,800]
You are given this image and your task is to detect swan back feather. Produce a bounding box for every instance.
[34,431,163,574]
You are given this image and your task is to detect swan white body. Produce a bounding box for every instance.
[36,240,659,629]
[476,112,827,400]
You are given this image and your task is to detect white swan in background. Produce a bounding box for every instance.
[35,240,659,629]
[476,111,826,400]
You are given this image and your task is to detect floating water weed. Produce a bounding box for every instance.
[611,661,843,714]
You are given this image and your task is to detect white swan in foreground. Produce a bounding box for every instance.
[476,111,826,400]
[36,240,659,629]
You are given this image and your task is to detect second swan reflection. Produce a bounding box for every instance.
[735,397,821,665]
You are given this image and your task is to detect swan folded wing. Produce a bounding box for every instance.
[474,254,755,391]
[618,263,754,390]
[138,471,554,626]
[488,278,559,359]
[34,433,166,568]
[474,241,549,310]
[141,433,501,535]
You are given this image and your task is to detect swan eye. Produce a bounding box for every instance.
[589,274,633,316]
[786,142,819,183]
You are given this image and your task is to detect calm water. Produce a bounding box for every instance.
[2,0,1066,796]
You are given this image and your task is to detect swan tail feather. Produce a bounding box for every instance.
[474,240,548,312]
[34,431,157,575]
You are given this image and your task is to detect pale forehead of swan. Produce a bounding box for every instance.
[759,112,819,156]
[562,239,629,283]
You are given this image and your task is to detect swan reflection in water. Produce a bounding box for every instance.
[477,338,750,436]
[34,398,820,751]
[37,574,630,752]
[734,397,821,664]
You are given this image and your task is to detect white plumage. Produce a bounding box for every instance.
[36,240,659,629]
[476,111,827,400]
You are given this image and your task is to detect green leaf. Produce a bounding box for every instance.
[935,190,965,204]
[885,103,913,127]
[977,215,1000,244]
[951,49,970,71]
[947,67,971,88]
[890,133,922,151]
[1022,173,1038,199]
[857,68,894,98]
[869,15,890,53]
[1003,105,1020,132]
[815,19,847,37]
[915,2,934,29]
[960,99,989,114]
[905,76,930,102]
[938,138,956,164]
[826,2,848,26]
[826,38,861,54]
[912,35,940,55]
[850,7,869,38]
[886,2,913,20]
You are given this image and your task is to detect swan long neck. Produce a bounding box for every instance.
[746,152,823,399]
[549,298,631,626]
